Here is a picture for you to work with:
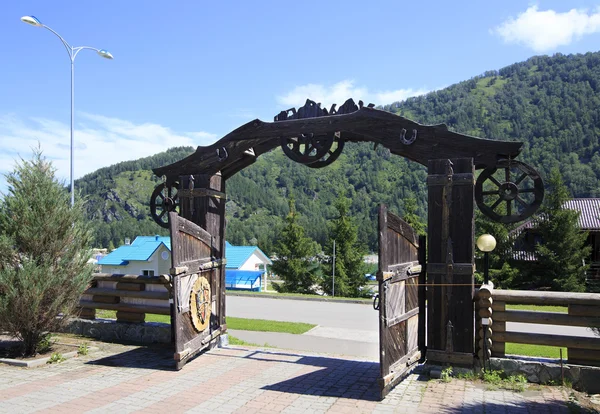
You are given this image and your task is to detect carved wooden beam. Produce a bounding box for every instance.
[152,107,522,180]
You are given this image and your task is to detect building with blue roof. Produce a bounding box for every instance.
[224,242,272,291]
[98,237,272,291]
[98,235,172,276]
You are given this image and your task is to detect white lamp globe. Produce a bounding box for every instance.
[476,234,497,252]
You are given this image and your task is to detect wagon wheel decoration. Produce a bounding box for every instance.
[280,132,335,165]
[305,132,345,169]
[150,181,179,228]
[475,159,544,224]
[190,275,211,332]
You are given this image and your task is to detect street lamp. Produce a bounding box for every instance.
[21,15,113,206]
[476,234,497,284]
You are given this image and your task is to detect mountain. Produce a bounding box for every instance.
[77,51,600,254]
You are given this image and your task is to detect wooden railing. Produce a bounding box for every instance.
[78,273,171,323]
[476,286,600,366]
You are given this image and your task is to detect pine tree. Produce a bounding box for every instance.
[0,150,94,355]
[475,209,520,288]
[271,197,321,294]
[402,195,426,236]
[535,168,590,291]
[321,197,368,297]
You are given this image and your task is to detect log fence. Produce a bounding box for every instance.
[475,287,600,367]
[78,273,171,323]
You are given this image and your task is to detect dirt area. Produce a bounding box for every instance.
[0,333,90,360]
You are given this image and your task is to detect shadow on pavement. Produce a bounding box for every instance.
[86,345,176,371]
[225,349,417,402]
[445,399,594,413]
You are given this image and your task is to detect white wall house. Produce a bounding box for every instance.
[98,236,172,276]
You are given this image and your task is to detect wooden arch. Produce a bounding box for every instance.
[152,98,543,225]
[153,98,520,180]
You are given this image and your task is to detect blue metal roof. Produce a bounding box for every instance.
[99,236,269,269]
[225,270,263,291]
[98,236,171,266]
[225,246,259,269]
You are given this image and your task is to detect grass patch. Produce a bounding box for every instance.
[228,336,260,346]
[482,370,527,392]
[94,310,315,334]
[501,305,569,359]
[440,366,453,383]
[506,343,567,359]
[227,317,315,334]
[506,304,567,313]
[439,367,527,392]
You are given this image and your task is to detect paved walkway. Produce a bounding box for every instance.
[0,341,585,413]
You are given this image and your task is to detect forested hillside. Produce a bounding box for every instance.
[386,52,600,196]
[77,51,600,254]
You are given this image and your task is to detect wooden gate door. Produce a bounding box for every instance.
[169,212,225,369]
[377,205,426,398]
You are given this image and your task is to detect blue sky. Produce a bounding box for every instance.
[1,1,600,194]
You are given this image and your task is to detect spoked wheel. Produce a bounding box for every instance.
[150,181,180,228]
[475,159,544,223]
[280,132,335,165]
[305,133,345,168]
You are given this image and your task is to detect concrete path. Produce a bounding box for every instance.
[229,329,379,360]
[0,341,583,413]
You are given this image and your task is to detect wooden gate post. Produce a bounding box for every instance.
[426,158,475,366]
[179,173,227,327]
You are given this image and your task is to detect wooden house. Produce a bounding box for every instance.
[510,198,600,290]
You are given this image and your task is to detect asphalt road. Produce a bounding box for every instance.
[227,295,380,359]
[226,295,599,358]
[227,296,378,331]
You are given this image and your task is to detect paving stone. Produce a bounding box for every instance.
[0,342,578,413]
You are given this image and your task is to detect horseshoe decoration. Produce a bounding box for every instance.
[475,159,544,224]
[280,132,334,165]
[400,128,417,145]
[216,147,228,162]
[305,132,345,169]
[150,181,180,228]
[190,275,211,332]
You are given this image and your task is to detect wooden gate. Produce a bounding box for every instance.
[377,205,426,398]
[169,212,225,369]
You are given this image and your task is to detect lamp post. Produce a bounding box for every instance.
[476,234,497,284]
[21,15,113,206]
[476,234,496,372]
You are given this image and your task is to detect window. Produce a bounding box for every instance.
[142,270,155,276]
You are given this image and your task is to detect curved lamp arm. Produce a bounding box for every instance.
[39,23,74,60]
[21,16,114,61]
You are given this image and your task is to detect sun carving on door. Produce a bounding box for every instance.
[190,276,211,332]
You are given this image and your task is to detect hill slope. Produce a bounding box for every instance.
[77,51,600,253]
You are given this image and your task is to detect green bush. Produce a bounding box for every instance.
[0,150,94,356]
[47,352,66,364]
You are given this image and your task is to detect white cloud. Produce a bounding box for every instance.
[0,113,217,195]
[374,88,432,105]
[277,80,431,109]
[493,6,600,52]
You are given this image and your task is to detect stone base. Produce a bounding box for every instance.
[490,356,600,394]
[63,318,171,345]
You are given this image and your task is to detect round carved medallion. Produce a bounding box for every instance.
[189,276,211,332]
